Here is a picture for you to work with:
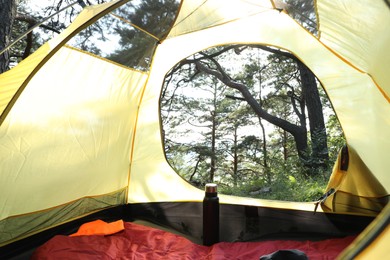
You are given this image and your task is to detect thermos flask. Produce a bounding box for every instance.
[203,183,219,246]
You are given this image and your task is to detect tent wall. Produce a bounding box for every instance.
[0,46,147,245]
[317,0,390,95]
[324,146,388,215]
[337,202,390,259]
[128,0,390,205]
[317,0,390,192]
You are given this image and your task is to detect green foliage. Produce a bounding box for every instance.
[107,0,179,70]
[326,114,345,161]
[219,164,328,202]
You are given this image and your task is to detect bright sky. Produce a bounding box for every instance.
[23,0,88,17]
[27,0,80,9]
[25,0,60,12]
[25,0,114,10]
[18,1,86,45]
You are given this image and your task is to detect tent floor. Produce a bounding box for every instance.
[0,202,374,259]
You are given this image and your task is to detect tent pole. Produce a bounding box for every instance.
[0,1,82,56]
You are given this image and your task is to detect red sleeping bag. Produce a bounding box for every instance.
[32,221,355,259]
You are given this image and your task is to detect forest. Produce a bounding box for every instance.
[1,0,345,201]
[161,44,345,202]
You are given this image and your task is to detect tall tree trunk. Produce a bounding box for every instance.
[282,129,288,161]
[298,61,329,167]
[257,71,271,184]
[259,117,271,184]
[255,45,329,168]
[210,110,217,182]
[232,125,239,187]
[209,82,219,183]
[0,0,16,73]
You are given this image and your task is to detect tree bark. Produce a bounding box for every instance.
[210,110,217,182]
[209,81,219,183]
[298,61,329,166]
[259,117,271,184]
[0,0,16,73]
[232,125,239,187]
[256,45,329,166]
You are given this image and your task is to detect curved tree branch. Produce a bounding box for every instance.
[195,60,303,136]
[15,14,61,34]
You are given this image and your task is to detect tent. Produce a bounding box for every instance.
[0,0,389,258]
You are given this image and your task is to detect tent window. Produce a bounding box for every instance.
[160,44,345,202]
[281,0,318,35]
[66,0,180,71]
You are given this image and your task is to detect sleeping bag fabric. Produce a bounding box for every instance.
[32,221,355,259]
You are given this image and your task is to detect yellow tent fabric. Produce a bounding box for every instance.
[0,46,147,218]
[0,1,121,121]
[129,0,390,207]
[318,0,390,96]
[337,203,390,259]
[318,0,390,192]
[0,0,389,248]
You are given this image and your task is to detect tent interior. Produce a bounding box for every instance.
[0,0,389,259]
